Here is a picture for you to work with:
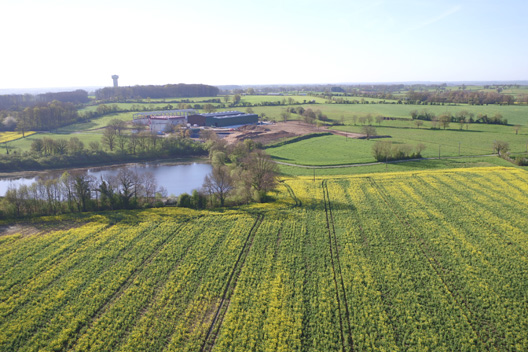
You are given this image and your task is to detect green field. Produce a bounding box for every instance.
[267,134,376,165]
[1,167,527,351]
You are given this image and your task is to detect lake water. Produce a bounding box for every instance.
[0,162,212,197]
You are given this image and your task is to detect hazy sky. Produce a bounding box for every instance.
[2,0,527,89]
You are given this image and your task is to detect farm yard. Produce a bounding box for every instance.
[1,166,527,351]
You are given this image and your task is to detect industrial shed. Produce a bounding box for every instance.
[188,111,258,127]
[132,109,195,133]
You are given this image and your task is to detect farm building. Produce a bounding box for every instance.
[132,109,195,133]
[188,111,258,127]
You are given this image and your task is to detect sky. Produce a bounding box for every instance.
[1,0,527,89]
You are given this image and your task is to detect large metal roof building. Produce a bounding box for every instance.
[188,111,258,127]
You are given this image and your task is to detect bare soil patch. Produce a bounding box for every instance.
[0,221,87,238]
[0,224,41,237]
[223,121,363,145]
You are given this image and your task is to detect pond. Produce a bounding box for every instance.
[0,162,212,197]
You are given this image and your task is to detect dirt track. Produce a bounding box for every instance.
[224,121,363,145]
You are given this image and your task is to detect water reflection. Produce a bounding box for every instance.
[0,162,212,197]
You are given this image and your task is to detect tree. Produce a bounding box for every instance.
[68,137,84,154]
[361,125,377,140]
[366,113,373,125]
[115,168,138,208]
[358,116,367,125]
[30,139,44,154]
[246,107,254,114]
[280,110,291,122]
[102,126,117,151]
[414,120,424,129]
[493,140,509,156]
[202,164,234,206]
[233,94,241,104]
[89,141,101,152]
[55,139,68,155]
[2,115,17,130]
[375,115,384,126]
[514,125,521,135]
[438,113,451,130]
[203,103,216,113]
[72,174,92,212]
[241,150,279,201]
[109,119,126,135]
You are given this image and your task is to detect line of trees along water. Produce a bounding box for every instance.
[1,168,165,219]
[0,137,280,219]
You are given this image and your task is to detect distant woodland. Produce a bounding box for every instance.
[95,84,219,101]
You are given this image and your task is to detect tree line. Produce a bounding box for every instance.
[410,109,508,127]
[0,168,165,219]
[406,90,515,105]
[0,138,280,219]
[0,123,206,172]
[0,89,89,111]
[372,141,426,162]
[95,84,219,101]
[1,100,81,133]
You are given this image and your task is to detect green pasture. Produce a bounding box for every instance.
[246,102,528,126]
[56,112,135,133]
[335,119,528,155]
[6,132,103,151]
[277,155,516,177]
[266,119,527,170]
[267,134,375,166]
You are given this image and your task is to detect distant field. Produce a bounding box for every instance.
[57,112,135,132]
[276,155,518,177]
[334,119,528,155]
[0,131,36,144]
[267,134,376,165]
[6,133,103,151]
[1,167,527,351]
[266,119,527,169]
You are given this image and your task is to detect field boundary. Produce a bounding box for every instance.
[274,154,496,168]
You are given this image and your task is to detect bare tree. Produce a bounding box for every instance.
[514,125,521,135]
[241,150,279,201]
[493,140,509,157]
[102,126,117,151]
[203,165,234,207]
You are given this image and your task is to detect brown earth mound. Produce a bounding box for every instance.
[223,121,363,145]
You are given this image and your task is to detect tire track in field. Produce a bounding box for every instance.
[322,180,355,352]
[368,177,496,351]
[200,214,264,352]
[66,221,196,352]
[337,181,400,347]
[280,180,302,207]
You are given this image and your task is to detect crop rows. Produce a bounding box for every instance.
[1,167,527,350]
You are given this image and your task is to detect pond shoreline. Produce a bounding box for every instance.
[0,156,210,179]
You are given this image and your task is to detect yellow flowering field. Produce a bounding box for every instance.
[1,167,527,351]
[0,131,35,143]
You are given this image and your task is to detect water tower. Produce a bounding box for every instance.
[111,75,119,88]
